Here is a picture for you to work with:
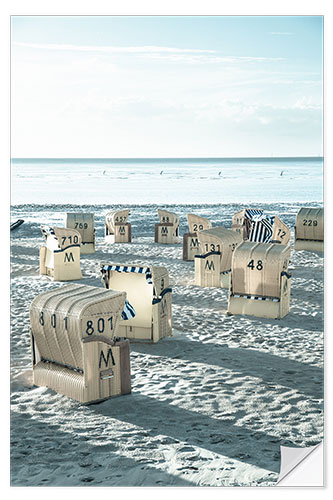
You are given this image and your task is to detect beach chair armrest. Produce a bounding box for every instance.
[82,335,117,346]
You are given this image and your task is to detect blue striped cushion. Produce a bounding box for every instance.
[101,265,153,284]
[121,299,136,320]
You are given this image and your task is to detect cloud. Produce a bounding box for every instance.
[292,97,321,110]
[145,53,284,64]
[13,41,285,65]
[179,98,321,127]
[13,41,216,55]
[53,90,321,131]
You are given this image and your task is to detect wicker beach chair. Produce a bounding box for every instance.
[294,207,323,252]
[194,226,242,288]
[227,241,291,319]
[183,214,212,261]
[40,226,82,281]
[30,284,131,403]
[100,264,172,343]
[232,209,290,245]
[155,209,180,244]
[66,213,95,254]
[105,209,131,243]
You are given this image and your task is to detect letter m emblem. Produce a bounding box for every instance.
[99,348,115,369]
[205,260,215,271]
[161,298,167,316]
[64,251,75,263]
[190,237,199,248]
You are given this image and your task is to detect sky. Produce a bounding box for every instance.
[11,15,323,158]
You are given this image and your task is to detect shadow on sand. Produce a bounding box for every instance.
[130,336,323,400]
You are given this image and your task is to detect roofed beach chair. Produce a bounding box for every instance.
[155,209,180,244]
[40,226,82,281]
[232,209,290,245]
[100,264,172,343]
[294,207,323,252]
[194,227,243,288]
[105,209,131,243]
[30,284,131,403]
[183,214,212,261]
[66,213,95,254]
[227,241,291,319]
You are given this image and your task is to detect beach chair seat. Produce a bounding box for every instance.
[155,209,180,244]
[100,264,172,342]
[30,284,131,403]
[227,241,291,319]
[66,213,95,254]
[294,207,323,252]
[194,227,242,288]
[40,226,82,281]
[232,209,290,245]
[105,209,131,243]
[183,214,212,261]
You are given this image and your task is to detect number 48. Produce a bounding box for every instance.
[247,259,263,271]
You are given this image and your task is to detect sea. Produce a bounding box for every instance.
[11,157,323,206]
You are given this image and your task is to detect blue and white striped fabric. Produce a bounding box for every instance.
[244,209,264,220]
[121,299,136,320]
[232,293,280,302]
[40,225,56,238]
[101,264,153,284]
[40,225,60,248]
[249,215,275,243]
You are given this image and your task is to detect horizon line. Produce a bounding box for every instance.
[11,155,323,161]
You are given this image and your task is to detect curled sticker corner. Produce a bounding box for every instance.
[276,441,323,486]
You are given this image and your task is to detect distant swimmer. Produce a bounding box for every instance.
[103,170,106,175]
[280,171,284,176]
[160,170,163,175]
[218,171,221,176]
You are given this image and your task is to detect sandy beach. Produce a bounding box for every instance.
[9,11,325,488]
[10,202,323,487]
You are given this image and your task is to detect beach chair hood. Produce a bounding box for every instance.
[105,209,130,233]
[197,226,243,273]
[157,209,179,227]
[186,213,212,233]
[40,225,82,249]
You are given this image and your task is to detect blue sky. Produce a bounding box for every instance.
[11,16,323,158]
